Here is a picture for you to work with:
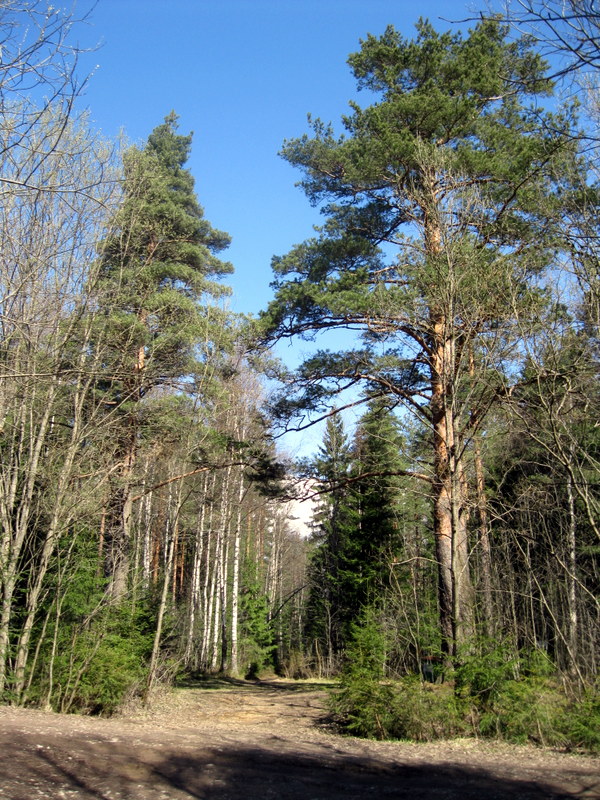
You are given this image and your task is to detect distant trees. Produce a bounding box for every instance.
[351,397,405,602]
[0,114,121,697]
[304,414,356,671]
[0,4,306,708]
[274,11,600,687]
[305,399,407,672]
[491,0,600,678]
[0,0,119,698]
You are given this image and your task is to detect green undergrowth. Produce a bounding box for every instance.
[24,597,155,716]
[331,668,599,753]
[330,615,599,753]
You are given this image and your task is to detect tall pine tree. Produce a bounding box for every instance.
[263,18,578,655]
[98,112,233,599]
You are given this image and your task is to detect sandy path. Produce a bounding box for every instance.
[0,679,597,799]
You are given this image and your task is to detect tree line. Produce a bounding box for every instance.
[0,0,598,746]
[0,1,306,711]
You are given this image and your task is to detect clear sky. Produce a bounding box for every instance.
[73,0,488,457]
[76,0,481,314]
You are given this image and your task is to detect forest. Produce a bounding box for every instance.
[0,0,598,752]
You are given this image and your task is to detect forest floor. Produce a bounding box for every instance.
[0,677,598,799]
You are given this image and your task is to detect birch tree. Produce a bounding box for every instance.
[0,111,120,697]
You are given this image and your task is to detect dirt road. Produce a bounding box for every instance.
[0,679,597,799]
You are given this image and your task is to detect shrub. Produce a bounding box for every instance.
[477,676,567,744]
[64,628,149,714]
[389,679,466,741]
[331,608,463,741]
[331,675,465,741]
[331,631,600,752]
[559,689,600,753]
[35,604,154,715]
[330,607,393,738]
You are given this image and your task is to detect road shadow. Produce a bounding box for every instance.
[0,730,597,800]
[152,745,598,800]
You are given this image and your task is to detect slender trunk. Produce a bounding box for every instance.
[219,531,230,673]
[104,426,136,601]
[185,474,207,667]
[0,382,57,694]
[132,455,151,598]
[146,484,178,699]
[210,546,221,672]
[216,463,233,673]
[565,465,578,672]
[230,465,245,675]
[200,474,217,668]
[450,409,474,648]
[104,306,147,601]
[141,486,153,586]
[473,435,493,633]
[13,380,91,699]
[171,519,179,603]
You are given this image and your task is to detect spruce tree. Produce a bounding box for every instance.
[305,414,357,669]
[306,400,406,666]
[350,396,405,603]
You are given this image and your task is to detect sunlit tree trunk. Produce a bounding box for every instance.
[229,464,246,675]
[146,481,179,698]
[184,474,208,667]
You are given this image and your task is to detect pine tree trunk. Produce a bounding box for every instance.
[426,199,474,657]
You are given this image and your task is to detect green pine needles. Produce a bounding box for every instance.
[100,111,234,389]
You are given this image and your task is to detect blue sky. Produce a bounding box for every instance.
[77,0,477,315]
[73,0,486,456]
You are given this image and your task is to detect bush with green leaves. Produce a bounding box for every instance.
[332,626,599,751]
[30,590,155,715]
